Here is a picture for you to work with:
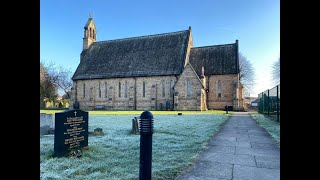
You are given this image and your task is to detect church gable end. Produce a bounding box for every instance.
[174,63,206,110]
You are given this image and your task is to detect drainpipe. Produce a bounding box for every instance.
[155,84,158,110]
[134,77,137,110]
[207,75,211,109]
[172,87,175,110]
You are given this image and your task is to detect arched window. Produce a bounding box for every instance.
[143,81,146,97]
[84,29,86,38]
[218,80,221,97]
[125,81,128,98]
[89,28,91,38]
[118,82,121,97]
[187,80,191,97]
[170,80,174,96]
[98,82,101,98]
[93,29,95,39]
[162,80,166,97]
[83,83,85,98]
[105,82,108,98]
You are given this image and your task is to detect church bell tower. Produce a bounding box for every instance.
[82,14,96,50]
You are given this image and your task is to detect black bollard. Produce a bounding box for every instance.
[139,111,154,180]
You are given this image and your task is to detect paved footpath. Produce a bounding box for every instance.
[176,112,280,180]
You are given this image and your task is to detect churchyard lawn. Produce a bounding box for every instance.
[249,112,280,146]
[40,109,230,115]
[40,114,228,179]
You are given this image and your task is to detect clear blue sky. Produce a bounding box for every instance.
[40,0,280,97]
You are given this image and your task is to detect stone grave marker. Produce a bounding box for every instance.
[40,113,54,135]
[54,109,88,157]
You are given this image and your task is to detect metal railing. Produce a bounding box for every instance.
[258,84,280,122]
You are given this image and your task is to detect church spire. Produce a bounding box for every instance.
[82,15,96,50]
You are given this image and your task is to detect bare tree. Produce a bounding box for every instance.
[239,53,255,95]
[40,61,73,100]
[40,62,46,83]
[40,61,58,101]
[56,66,73,99]
[271,57,280,85]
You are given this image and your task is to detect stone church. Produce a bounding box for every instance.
[71,17,244,111]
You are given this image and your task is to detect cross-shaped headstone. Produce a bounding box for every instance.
[74,111,77,116]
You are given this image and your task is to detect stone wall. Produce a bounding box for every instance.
[237,83,244,111]
[72,73,243,111]
[201,89,207,111]
[74,76,178,110]
[206,74,241,110]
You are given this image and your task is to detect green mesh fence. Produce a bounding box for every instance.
[258,84,280,122]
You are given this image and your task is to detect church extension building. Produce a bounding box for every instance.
[71,17,244,111]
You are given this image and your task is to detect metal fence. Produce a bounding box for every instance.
[258,84,280,122]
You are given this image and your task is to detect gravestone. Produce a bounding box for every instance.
[40,113,54,135]
[132,117,140,134]
[54,109,88,157]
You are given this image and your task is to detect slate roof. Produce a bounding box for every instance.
[72,30,190,80]
[189,42,239,76]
